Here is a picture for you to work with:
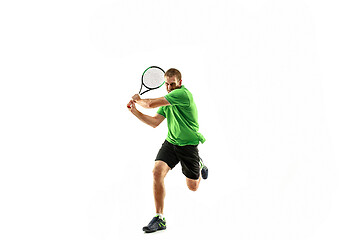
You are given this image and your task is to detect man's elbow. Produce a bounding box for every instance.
[151,120,162,128]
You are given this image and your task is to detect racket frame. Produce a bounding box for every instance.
[139,66,165,95]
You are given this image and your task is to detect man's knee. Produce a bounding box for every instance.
[153,161,169,181]
[187,184,199,192]
[153,168,165,181]
[186,179,200,191]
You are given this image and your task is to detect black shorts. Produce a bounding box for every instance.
[155,140,200,180]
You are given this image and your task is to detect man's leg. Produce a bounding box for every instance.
[153,160,171,214]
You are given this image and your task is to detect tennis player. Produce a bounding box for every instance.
[127,68,208,233]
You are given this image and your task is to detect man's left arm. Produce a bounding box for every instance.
[132,94,170,108]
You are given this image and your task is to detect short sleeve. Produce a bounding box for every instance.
[157,106,166,117]
[164,88,190,106]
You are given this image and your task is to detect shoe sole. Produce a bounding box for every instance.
[144,227,166,233]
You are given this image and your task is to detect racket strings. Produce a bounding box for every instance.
[143,68,164,89]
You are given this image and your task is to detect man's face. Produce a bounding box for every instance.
[165,76,182,93]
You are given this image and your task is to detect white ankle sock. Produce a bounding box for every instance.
[156,213,163,219]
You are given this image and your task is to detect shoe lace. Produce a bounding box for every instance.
[148,216,160,226]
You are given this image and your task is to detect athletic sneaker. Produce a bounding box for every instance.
[142,215,166,233]
[199,158,208,179]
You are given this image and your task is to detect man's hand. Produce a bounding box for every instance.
[127,100,137,113]
[132,94,141,102]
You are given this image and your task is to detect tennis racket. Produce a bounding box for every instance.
[139,66,165,95]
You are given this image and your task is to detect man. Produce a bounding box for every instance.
[127,68,208,233]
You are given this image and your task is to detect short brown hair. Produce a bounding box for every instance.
[165,68,182,81]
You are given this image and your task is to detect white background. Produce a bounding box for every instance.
[1,0,360,239]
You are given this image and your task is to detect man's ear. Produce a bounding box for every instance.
[178,79,182,86]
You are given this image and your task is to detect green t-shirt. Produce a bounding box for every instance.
[157,85,205,146]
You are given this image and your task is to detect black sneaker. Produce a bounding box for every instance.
[142,215,166,233]
[199,158,208,180]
